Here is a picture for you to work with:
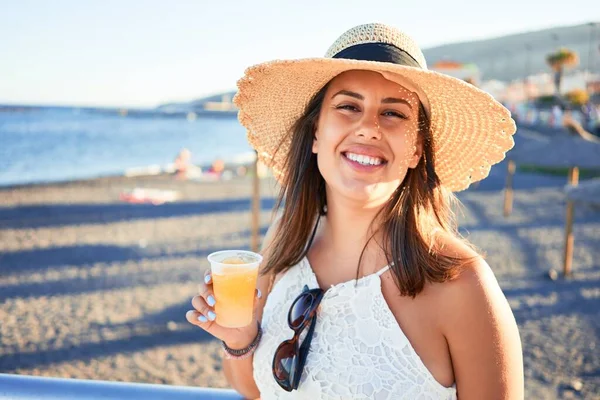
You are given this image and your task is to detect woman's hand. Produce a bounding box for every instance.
[186,269,262,349]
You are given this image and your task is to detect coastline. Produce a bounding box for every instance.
[0,151,260,191]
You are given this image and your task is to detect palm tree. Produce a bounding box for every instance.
[546,48,579,96]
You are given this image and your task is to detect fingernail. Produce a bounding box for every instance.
[256,289,262,299]
[198,315,208,323]
[204,274,211,284]
[208,311,216,321]
[207,295,216,307]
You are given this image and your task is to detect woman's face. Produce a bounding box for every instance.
[313,70,422,207]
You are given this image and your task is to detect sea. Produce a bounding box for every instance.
[0,107,253,187]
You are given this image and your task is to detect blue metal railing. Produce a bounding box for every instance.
[0,373,244,399]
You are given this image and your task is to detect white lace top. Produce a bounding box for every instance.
[253,256,457,399]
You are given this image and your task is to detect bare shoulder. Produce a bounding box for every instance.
[434,235,524,399]
[433,234,504,317]
[434,233,513,342]
[434,230,480,259]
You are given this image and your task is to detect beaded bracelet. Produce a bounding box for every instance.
[221,321,263,360]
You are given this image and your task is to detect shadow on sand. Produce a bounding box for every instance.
[0,197,277,230]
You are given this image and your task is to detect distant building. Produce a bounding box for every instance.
[156,91,238,116]
[203,93,237,112]
[479,80,508,100]
[493,71,600,103]
[587,80,600,95]
[430,61,481,86]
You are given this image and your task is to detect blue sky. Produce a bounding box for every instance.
[1,0,598,108]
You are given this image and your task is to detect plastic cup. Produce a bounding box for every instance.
[207,250,263,328]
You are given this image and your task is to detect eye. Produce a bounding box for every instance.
[335,104,360,112]
[382,110,408,119]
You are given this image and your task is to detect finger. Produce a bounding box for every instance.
[186,310,208,327]
[191,295,217,321]
[203,269,212,285]
[196,282,216,307]
[252,288,262,316]
[254,288,262,304]
[185,309,230,343]
[186,309,218,330]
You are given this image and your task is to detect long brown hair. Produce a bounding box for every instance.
[261,77,476,297]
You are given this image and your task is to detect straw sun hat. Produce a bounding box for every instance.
[233,23,516,191]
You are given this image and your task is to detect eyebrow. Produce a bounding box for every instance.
[331,90,413,108]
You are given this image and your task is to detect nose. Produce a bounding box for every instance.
[355,114,381,140]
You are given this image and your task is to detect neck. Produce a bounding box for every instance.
[318,192,387,267]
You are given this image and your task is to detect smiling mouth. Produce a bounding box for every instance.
[342,152,388,166]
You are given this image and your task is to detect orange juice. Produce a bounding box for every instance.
[207,251,262,328]
[212,265,259,327]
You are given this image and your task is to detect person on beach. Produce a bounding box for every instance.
[208,158,225,178]
[187,23,524,399]
[174,148,192,179]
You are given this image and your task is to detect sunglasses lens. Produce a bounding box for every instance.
[289,293,314,329]
[273,341,297,387]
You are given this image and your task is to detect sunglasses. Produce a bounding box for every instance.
[272,284,324,392]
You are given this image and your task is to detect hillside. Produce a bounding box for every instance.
[423,22,598,82]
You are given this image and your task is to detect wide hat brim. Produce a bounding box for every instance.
[234,57,516,192]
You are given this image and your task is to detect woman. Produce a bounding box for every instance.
[187,23,524,399]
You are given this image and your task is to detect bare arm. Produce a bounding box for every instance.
[221,214,281,399]
[442,258,524,399]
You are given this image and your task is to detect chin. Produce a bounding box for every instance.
[333,176,400,206]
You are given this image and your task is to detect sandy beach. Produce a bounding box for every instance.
[0,136,599,398]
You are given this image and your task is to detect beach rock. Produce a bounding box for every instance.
[166,321,178,331]
[569,379,583,392]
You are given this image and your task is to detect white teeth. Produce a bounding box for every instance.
[346,152,383,166]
